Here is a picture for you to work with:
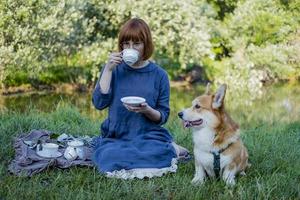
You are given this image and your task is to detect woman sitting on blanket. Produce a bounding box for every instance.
[92,18,189,179]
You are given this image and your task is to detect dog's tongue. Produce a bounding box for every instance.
[182,119,203,128]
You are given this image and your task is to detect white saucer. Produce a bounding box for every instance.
[120,96,146,106]
[37,150,62,158]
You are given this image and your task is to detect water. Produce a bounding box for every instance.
[1,84,300,125]
[0,87,203,116]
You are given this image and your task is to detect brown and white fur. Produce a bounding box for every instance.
[178,84,249,186]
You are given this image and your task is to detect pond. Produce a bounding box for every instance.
[1,84,300,127]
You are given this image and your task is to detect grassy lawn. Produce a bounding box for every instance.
[0,101,299,200]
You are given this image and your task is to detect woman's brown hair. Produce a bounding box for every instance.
[118,18,154,60]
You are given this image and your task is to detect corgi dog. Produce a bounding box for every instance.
[178,84,249,186]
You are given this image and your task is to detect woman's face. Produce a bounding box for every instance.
[122,40,144,61]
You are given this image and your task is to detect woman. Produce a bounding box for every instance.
[92,18,188,179]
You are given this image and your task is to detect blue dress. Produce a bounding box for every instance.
[92,61,177,174]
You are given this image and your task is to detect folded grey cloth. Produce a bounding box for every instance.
[8,129,94,177]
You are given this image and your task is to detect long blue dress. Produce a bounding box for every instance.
[92,61,177,175]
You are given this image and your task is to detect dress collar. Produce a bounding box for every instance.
[122,61,156,73]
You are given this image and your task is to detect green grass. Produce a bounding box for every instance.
[0,103,299,200]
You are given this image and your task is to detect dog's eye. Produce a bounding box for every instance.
[195,104,201,109]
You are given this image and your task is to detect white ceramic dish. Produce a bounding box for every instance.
[120,96,146,107]
[37,150,62,158]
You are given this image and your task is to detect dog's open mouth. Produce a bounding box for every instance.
[183,119,203,128]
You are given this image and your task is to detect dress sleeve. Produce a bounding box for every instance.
[92,67,114,110]
[155,72,170,125]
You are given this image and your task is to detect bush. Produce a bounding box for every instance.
[0,0,299,99]
[210,0,300,99]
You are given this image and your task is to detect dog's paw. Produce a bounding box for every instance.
[191,176,204,185]
[223,169,237,186]
[239,171,246,176]
[224,177,236,186]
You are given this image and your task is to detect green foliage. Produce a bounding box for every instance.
[0,0,214,86]
[206,0,239,20]
[0,0,108,86]
[210,0,300,98]
[3,71,29,87]
[224,0,297,47]
[88,0,214,73]
[0,0,300,97]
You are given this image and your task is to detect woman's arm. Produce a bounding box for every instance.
[99,52,122,93]
[124,103,161,123]
[99,66,113,94]
[92,74,113,110]
[124,71,170,124]
[92,52,122,110]
[153,72,170,125]
[143,105,161,123]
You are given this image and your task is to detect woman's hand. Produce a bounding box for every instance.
[123,103,150,114]
[123,103,162,123]
[105,52,122,71]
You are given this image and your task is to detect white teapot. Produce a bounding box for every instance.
[64,140,85,161]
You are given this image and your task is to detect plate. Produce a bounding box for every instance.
[37,150,62,158]
[120,96,146,107]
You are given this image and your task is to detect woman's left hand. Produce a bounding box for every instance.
[123,102,150,114]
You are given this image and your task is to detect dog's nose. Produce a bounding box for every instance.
[178,112,183,119]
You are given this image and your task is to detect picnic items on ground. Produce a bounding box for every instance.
[36,143,62,158]
[8,129,94,177]
[64,140,86,161]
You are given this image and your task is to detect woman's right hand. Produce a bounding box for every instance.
[105,52,123,71]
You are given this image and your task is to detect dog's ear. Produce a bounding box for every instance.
[205,82,211,95]
[212,84,227,109]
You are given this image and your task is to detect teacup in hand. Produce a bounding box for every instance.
[122,49,139,66]
[121,96,146,107]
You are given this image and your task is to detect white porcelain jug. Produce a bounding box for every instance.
[64,140,85,161]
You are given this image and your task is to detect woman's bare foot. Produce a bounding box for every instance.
[172,142,189,157]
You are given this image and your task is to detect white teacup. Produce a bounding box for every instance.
[122,49,139,66]
[37,143,59,156]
